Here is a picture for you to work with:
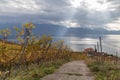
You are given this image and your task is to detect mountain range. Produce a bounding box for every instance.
[0,23,120,37]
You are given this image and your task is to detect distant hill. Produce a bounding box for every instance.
[34,24,67,36]
[0,23,120,38]
[66,27,120,34]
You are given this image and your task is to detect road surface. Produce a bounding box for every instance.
[41,61,94,80]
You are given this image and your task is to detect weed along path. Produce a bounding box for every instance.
[41,61,94,80]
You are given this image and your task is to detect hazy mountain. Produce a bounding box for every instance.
[67,27,120,34]
[0,23,120,37]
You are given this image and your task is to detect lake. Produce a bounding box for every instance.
[53,34,120,57]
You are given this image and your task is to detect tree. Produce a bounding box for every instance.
[15,22,35,69]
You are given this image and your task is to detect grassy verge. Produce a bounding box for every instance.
[87,57,120,80]
[6,59,69,80]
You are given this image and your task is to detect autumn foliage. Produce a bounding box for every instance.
[0,23,72,74]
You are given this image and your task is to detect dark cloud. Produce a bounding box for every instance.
[0,0,120,30]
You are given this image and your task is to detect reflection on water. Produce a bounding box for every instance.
[53,34,120,57]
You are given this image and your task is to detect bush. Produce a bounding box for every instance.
[43,66,55,74]
[88,64,100,72]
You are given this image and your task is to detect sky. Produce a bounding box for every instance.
[0,0,120,31]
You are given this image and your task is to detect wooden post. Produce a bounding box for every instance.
[97,42,99,52]
[94,45,97,52]
[99,37,103,64]
[99,37,102,53]
[116,52,118,64]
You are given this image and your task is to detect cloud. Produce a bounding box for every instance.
[105,18,120,31]
[0,0,40,14]
[56,20,80,28]
[0,0,120,30]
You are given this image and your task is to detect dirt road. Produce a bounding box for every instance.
[41,61,94,80]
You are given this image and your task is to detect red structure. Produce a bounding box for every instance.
[84,48,94,56]
[84,48,94,52]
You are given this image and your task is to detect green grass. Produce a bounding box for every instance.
[6,59,69,80]
[87,60,120,80]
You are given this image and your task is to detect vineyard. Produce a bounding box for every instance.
[0,22,120,80]
[0,23,73,80]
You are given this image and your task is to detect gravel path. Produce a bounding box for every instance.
[41,61,94,80]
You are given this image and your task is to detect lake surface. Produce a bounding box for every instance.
[53,34,120,57]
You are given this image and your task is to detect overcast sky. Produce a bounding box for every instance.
[0,0,120,30]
